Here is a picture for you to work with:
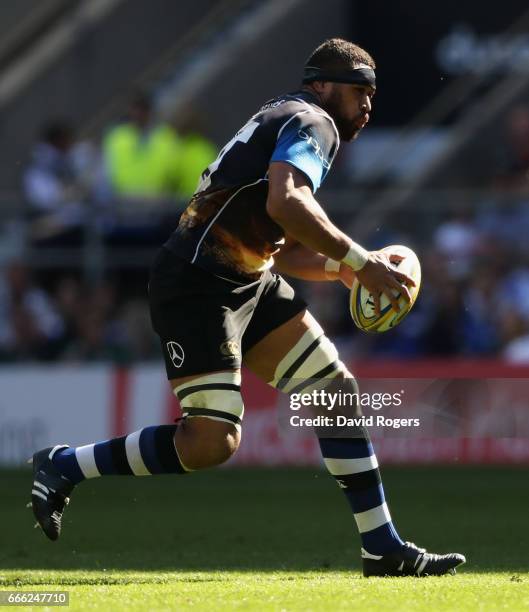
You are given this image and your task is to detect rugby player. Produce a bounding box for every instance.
[30,38,465,577]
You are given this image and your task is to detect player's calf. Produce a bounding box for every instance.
[265,322,466,573]
[268,327,405,555]
[29,370,244,539]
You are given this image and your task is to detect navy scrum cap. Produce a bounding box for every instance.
[302,63,376,88]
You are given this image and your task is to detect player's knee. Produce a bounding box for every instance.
[326,370,362,417]
[175,417,240,470]
[172,371,244,470]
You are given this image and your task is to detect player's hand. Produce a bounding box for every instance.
[354,250,416,315]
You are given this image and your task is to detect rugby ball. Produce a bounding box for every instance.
[350,244,421,333]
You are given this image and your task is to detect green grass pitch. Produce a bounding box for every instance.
[2,466,528,610]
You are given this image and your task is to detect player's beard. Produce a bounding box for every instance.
[324,88,364,142]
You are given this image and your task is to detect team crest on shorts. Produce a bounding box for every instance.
[166,341,185,368]
[220,340,240,358]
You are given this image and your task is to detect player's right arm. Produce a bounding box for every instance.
[266,161,414,313]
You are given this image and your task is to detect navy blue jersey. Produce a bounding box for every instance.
[165,90,339,283]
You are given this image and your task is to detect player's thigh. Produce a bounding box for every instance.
[243,309,331,383]
[241,271,350,387]
[149,249,254,419]
[241,272,310,381]
[242,274,359,423]
[149,251,252,449]
[169,370,244,431]
[170,371,242,467]
[149,248,254,378]
[244,310,361,423]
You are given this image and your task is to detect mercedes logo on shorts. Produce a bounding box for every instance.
[166,341,185,368]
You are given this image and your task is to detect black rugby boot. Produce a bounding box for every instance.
[362,541,466,577]
[29,445,74,541]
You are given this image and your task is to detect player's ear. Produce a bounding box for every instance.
[310,80,332,97]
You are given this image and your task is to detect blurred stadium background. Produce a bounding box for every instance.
[1,0,528,517]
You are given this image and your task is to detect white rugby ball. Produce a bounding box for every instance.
[350,244,421,333]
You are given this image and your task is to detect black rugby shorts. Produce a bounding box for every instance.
[148,248,307,379]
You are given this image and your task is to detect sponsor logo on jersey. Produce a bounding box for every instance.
[166,341,185,368]
[261,99,286,111]
[298,129,331,169]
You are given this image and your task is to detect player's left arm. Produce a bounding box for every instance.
[273,235,355,288]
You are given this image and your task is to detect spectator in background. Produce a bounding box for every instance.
[493,105,529,192]
[475,195,529,257]
[495,264,529,322]
[173,108,217,199]
[117,298,158,361]
[500,311,529,363]
[103,93,218,204]
[433,205,483,280]
[0,260,64,360]
[103,92,183,206]
[61,280,124,362]
[23,121,95,245]
[53,276,84,353]
[460,263,501,355]
[422,278,466,355]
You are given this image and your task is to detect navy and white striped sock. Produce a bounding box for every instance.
[52,425,186,484]
[319,434,404,555]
